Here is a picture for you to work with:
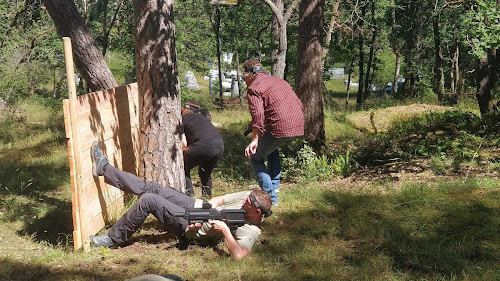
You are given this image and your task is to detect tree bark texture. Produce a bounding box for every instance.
[43,0,118,91]
[475,49,497,116]
[432,14,445,104]
[390,4,400,97]
[356,4,366,110]
[296,0,325,154]
[474,0,499,116]
[392,50,401,96]
[363,0,376,102]
[134,0,184,190]
[270,0,284,77]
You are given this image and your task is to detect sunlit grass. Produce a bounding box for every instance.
[0,94,499,280]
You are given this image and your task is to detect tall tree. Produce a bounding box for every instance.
[134,0,184,190]
[362,0,377,102]
[465,0,500,116]
[432,2,445,103]
[355,2,366,109]
[389,0,402,96]
[263,0,300,78]
[42,0,118,91]
[296,0,325,153]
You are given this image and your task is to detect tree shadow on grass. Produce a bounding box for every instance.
[19,195,74,246]
[0,257,182,281]
[0,121,72,246]
[320,185,499,277]
[259,183,500,279]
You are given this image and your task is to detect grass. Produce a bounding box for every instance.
[0,93,499,280]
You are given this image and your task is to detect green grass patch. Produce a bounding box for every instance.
[0,94,499,280]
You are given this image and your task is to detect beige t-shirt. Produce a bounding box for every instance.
[185,191,262,250]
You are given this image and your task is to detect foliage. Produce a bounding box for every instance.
[332,150,357,177]
[463,0,500,58]
[281,144,356,181]
[355,109,499,166]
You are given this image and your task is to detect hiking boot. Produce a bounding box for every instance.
[91,141,109,177]
[90,234,115,248]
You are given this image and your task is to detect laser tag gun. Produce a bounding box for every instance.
[175,202,246,226]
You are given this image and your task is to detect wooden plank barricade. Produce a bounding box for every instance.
[63,82,140,250]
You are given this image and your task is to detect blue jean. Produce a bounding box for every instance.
[249,133,294,204]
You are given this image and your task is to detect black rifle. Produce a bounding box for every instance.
[175,202,246,226]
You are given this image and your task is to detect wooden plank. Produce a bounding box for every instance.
[86,197,127,236]
[76,83,138,112]
[81,153,140,188]
[64,99,82,250]
[78,116,140,151]
[76,95,139,126]
[63,99,72,138]
[63,37,90,251]
[64,80,140,250]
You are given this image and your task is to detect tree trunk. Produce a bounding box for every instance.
[355,4,366,110]
[296,0,325,154]
[475,49,497,116]
[363,0,376,102]
[270,0,284,77]
[390,3,400,97]
[262,0,299,79]
[454,44,460,98]
[134,0,184,190]
[323,0,341,57]
[392,50,401,96]
[475,0,499,116]
[215,7,223,102]
[43,0,118,91]
[432,14,445,103]
[450,51,455,95]
[346,55,354,110]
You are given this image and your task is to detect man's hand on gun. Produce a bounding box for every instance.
[209,219,230,233]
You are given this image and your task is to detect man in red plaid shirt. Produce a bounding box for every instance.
[243,59,304,206]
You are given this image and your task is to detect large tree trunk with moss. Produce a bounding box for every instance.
[296,0,325,154]
[134,0,184,190]
[43,0,118,91]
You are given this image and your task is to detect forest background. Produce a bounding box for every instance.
[0,0,499,280]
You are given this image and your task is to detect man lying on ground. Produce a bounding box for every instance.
[89,142,272,259]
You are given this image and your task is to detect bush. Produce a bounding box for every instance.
[354,109,498,167]
[281,144,357,181]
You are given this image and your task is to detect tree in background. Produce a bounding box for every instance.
[134,0,184,190]
[296,0,325,153]
[43,0,118,91]
[464,0,500,116]
[267,0,300,79]
[1,0,63,100]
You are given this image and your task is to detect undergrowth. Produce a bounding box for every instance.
[0,94,499,281]
[354,110,500,170]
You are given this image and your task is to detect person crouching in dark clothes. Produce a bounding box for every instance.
[181,101,224,197]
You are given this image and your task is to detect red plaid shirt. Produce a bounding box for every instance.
[247,74,304,138]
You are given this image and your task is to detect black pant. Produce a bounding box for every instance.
[184,138,224,197]
[103,165,196,243]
